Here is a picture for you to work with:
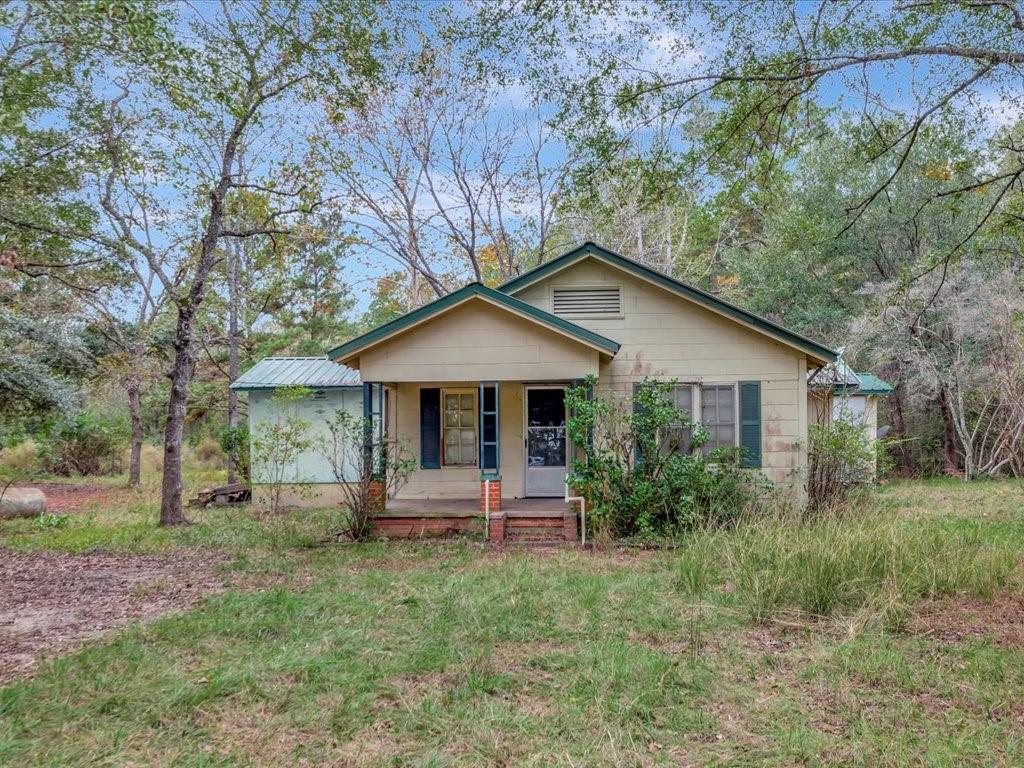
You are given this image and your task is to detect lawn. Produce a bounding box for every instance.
[1,478,1023,766]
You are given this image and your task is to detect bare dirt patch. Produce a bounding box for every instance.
[24,482,124,515]
[0,549,225,683]
[908,592,1024,648]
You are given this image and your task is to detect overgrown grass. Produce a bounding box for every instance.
[1,480,1023,765]
[0,467,352,556]
[689,513,1018,627]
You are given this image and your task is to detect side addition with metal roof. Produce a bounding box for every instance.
[229,357,361,391]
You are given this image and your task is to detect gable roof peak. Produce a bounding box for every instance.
[499,241,837,364]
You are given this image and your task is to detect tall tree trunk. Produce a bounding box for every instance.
[160,304,199,526]
[886,366,914,475]
[936,386,961,475]
[126,360,143,487]
[159,152,238,526]
[226,234,240,485]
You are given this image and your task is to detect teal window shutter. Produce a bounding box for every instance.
[739,380,762,468]
[420,388,440,469]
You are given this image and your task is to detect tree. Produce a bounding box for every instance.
[0,3,174,429]
[81,1,383,525]
[469,0,1024,265]
[280,223,359,354]
[323,38,566,300]
[857,258,1024,480]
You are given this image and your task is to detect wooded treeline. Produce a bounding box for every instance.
[1,1,1022,523]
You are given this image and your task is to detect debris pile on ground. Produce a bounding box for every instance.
[188,482,250,508]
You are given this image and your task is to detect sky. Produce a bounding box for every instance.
[5,0,1020,321]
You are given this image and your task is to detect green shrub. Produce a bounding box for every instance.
[806,419,877,515]
[194,436,226,470]
[40,409,130,476]
[566,377,771,539]
[219,425,250,481]
[0,439,42,473]
[35,513,70,530]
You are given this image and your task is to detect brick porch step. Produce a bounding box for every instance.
[492,511,578,546]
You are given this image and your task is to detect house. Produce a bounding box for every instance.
[234,242,840,541]
[808,356,894,442]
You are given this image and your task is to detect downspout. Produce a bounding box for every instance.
[484,477,490,541]
[565,482,585,548]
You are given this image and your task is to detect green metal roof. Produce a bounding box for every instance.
[326,282,621,362]
[499,242,838,363]
[853,372,893,396]
[229,357,361,391]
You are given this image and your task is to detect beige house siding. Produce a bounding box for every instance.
[864,397,879,440]
[356,297,600,383]
[391,380,532,499]
[809,390,832,426]
[513,257,813,489]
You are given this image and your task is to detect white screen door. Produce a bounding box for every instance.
[525,387,567,497]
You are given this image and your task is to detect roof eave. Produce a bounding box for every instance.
[327,282,620,364]
[500,242,837,364]
[229,384,361,392]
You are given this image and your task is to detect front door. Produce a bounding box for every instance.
[525,387,567,497]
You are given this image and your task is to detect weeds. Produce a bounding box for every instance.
[675,511,1019,627]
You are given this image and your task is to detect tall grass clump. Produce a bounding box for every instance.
[723,513,1018,627]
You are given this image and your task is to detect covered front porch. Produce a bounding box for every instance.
[361,379,586,544]
[329,282,616,544]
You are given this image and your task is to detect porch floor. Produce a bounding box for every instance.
[383,497,569,518]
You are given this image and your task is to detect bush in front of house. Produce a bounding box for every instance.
[806,418,878,515]
[565,377,772,540]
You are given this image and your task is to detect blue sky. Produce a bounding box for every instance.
[6,0,1019,319]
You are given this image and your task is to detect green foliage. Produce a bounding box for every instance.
[249,387,313,515]
[38,408,130,476]
[218,425,250,482]
[2,480,1022,765]
[806,418,878,516]
[716,514,1017,626]
[566,377,769,540]
[319,409,416,540]
[34,513,70,530]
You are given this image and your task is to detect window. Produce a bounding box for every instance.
[660,385,694,455]
[442,390,476,466]
[552,287,621,316]
[701,385,736,451]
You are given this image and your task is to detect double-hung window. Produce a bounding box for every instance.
[442,390,476,466]
[701,384,736,452]
[660,385,694,455]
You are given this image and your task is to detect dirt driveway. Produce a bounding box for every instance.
[27,482,124,514]
[0,550,225,683]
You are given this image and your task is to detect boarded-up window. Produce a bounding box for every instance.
[553,287,620,316]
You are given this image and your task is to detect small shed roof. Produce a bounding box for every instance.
[808,357,860,390]
[853,372,893,396]
[229,357,361,391]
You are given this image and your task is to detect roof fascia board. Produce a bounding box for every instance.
[326,282,619,364]
[500,243,837,363]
